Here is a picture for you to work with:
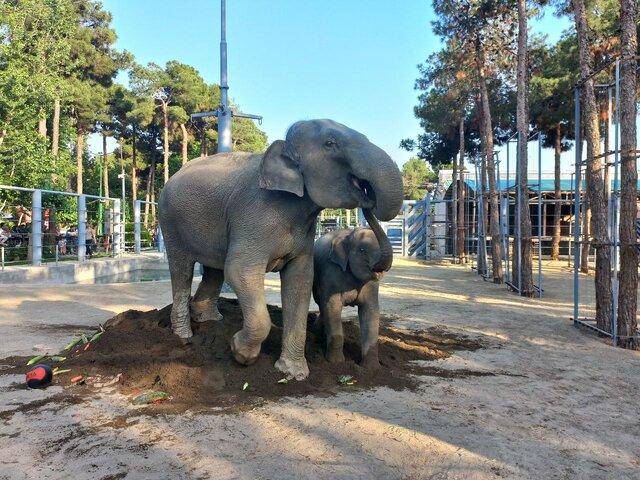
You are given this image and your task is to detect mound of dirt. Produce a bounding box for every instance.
[11,298,483,413]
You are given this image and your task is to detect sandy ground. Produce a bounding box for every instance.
[1,258,639,480]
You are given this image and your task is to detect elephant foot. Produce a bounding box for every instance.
[361,347,380,370]
[190,298,223,323]
[230,332,261,366]
[275,355,309,381]
[326,348,345,364]
[326,336,345,363]
[171,311,194,340]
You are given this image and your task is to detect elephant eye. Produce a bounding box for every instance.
[324,139,337,148]
[359,247,366,254]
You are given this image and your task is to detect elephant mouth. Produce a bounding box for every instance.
[348,174,376,207]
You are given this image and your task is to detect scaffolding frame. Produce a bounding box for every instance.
[572,57,640,344]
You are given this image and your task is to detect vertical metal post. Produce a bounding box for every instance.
[506,141,511,283]
[402,208,408,257]
[134,200,141,254]
[157,224,165,253]
[516,133,522,293]
[611,59,621,345]
[452,167,458,260]
[1,246,4,271]
[424,194,432,259]
[218,0,232,153]
[31,189,42,266]
[113,199,121,256]
[55,244,59,265]
[496,153,508,272]
[573,88,581,324]
[78,194,86,262]
[538,133,543,298]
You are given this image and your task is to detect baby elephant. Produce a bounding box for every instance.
[312,209,393,368]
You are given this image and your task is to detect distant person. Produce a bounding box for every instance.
[85,224,95,258]
[0,223,10,245]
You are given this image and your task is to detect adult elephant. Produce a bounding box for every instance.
[159,119,403,380]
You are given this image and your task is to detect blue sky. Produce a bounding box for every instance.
[97,0,573,171]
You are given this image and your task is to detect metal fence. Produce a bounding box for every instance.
[0,185,163,269]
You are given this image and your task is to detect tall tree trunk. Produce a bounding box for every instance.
[200,128,207,157]
[475,36,503,283]
[457,116,466,263]
[617,0,638,349]
[51,98,60,156]
[132,126,138,203]
[552,123,562,260]
[162,101,170,183]
[150,164,156,221]
[180,123,189,165]
[0,129,6,148]
[580,198,591,272]
[103,133,109,199]
[38,116,47,138]
[573,0,612,331]
[513,0,534,296]
[76,132,84,194]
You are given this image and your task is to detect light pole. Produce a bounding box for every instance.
[191,0,262,153]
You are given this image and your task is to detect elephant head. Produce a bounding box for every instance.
[259,119,403,221]
[328,209,394,283]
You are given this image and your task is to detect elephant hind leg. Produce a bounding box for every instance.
[191,266,224,323]
[167,247,195,340]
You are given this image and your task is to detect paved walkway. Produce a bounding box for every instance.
[1,259,639,479]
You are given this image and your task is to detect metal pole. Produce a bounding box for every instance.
[611,59,620,345]
[573,87,581,324]
[134,200,141,254]
[157,224,165,253]
[538,133,543,297]
[516,133,522,293]
[452,167,458,260]
[31,189,42,266]
[218,0,232,153]
[113,199,121,256]
[1,246,4,271]
[506,141,511,283]
[78,194,86,262]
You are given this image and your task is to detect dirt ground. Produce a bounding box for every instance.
[1,258,639,479]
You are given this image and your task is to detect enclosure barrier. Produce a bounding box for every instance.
[571,57,640,345]
[0,185,163,269]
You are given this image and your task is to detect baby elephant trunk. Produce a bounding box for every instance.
[363,208,393,272]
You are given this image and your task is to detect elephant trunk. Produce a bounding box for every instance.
[363,208,393,272]
[348,144,403,221]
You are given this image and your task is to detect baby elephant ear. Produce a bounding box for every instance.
[329,233,351,272]
[259,140,304,197]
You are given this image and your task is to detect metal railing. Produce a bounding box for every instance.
[0,185,163,269]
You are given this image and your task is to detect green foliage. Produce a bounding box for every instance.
[401,158,436,200]
[0,0,267,220]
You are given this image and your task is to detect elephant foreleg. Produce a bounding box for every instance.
[357,282,380,369]
[321,295,345,364]
[277,252,314,380]
[191,266,224,323]
[225,258,271,365]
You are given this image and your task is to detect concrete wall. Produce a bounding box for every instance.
[0,253,167,285]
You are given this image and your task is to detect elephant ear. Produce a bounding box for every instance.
[329,232,352,272]
[258,140,304,197]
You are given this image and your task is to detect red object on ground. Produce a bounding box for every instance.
[26,364,53,389]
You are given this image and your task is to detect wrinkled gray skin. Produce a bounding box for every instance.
[159,119,403,380]
[312,209,393,369]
